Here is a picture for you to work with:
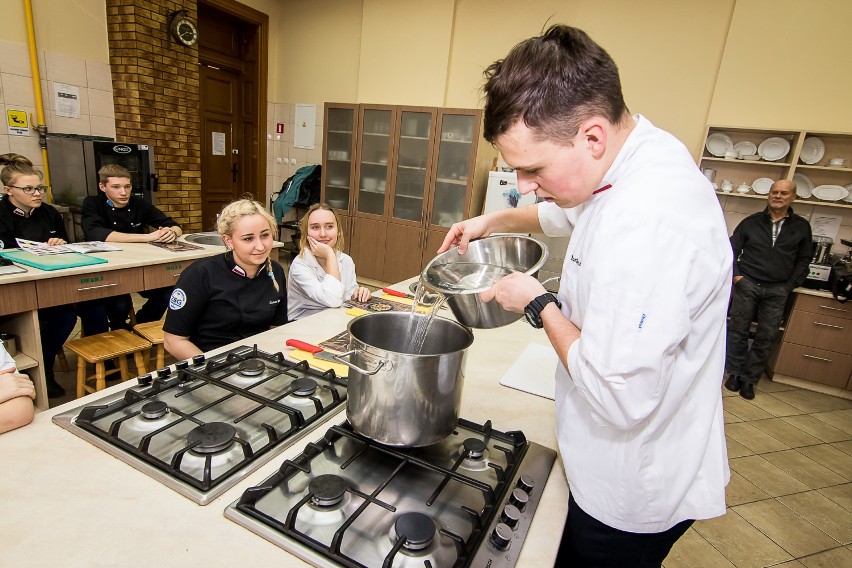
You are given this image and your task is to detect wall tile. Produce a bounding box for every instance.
[1,73,36,107]
[88,89,115,118]
[0,135,11,155]
[0,41,34,77]
[89,115,116,139]
[85,61,112,92]
[43,50,87,87]
[47,111,91,136]
[8,133,43,165]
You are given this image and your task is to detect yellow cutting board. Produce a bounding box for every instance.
[286,348,349,377]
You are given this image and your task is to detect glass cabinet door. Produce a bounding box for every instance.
[323,106,356,212]
[356,108,392,216]
[391,110,433,223]
[432,113,477,227]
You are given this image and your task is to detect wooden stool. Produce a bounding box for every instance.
[133,321,166,371]
[64,329,152,398]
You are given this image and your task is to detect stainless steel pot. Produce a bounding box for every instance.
[333,311,474,447]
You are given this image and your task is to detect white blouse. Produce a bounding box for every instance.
[287,249,359,320]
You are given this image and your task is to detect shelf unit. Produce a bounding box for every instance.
[699,126,852,209]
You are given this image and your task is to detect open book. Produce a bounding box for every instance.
[15,238,121,255]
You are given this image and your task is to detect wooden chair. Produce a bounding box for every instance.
[64,329,151,398]
[133,320,166,371]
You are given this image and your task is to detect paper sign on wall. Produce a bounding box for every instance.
[54,82,80,118]
[810,214,841,241]
[7,109,29,136]
[294,104,316,149]
[212,132,226,156]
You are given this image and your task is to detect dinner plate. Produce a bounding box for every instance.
[733,141,757,157]
[758,137,790,161]
[811,184,849,202]
[705,132,734,157]
[751,177,774,195]
[844,184,852,203]
[799,137,825,165]
[793,172,814,198]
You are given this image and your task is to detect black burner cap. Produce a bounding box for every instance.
[238,359,266,377]
[463,438,487,458]
[140,400,168,420]
[291,377,318,397]
[187,422,236,454]
[309,474,347,507]
[394,512,435,550]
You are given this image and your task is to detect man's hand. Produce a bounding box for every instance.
[46,238,67,246]
[150,227,178,243]
[479,271,546,314]
[0,368,36,403]
[436,216,491,255]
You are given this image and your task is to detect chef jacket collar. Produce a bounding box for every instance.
[594,113,648,198]
[12,206,29,217]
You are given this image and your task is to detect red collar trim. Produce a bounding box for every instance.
[593,184,612,195]
[13,207,28,217]
[231,264,246,277]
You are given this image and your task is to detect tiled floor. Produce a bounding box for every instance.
[665,379,852,567]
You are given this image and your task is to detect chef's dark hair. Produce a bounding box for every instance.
[482,24,629,145]
[217,198,281,292]
[0,153,41,187]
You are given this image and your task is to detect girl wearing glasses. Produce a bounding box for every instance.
[0,153,76,398]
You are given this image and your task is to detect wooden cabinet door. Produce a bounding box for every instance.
[354,105,394,220]
[383,223,425,284]
[322,103,358,215]
[389,107,436,226]
[349,216,387,281]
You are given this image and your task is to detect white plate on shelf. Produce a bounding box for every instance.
[799,137,825,165]
[705,133,734,157]
[793,172,814,198]
[811,185,849,202]
[758,137,790,161]
[733,141,757,156]
[844,184,852,203]
[751,177,774,195]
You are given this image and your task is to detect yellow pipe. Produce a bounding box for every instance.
[23,0,54,202]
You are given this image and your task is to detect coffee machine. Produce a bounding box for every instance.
[804,236,833,290]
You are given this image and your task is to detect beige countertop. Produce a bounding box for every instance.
[0,279,568,567]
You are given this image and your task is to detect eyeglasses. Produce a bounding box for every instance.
[6,184,49,195]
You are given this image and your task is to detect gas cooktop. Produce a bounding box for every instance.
[53,346,348,505]
[225,418,556,568]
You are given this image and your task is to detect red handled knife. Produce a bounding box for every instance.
[382,287,415,300]
[285,339,339,362]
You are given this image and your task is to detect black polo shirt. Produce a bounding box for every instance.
[731,206,812,289]
[163,253,288,352]
[81,194,178,241]
[0,197,68,249]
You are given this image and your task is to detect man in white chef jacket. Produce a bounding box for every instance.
[439,25,731,566]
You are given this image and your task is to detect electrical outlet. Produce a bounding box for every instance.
[276,157,282,164]
[289,158,296,165]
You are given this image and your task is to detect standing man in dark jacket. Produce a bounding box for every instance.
[725,179,812,399]
[81,164,182,328]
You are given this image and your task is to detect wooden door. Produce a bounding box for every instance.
[350,216,387,281]
[384,223,425,284]
[200,65,240,230]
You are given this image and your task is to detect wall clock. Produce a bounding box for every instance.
[169,11,198,47]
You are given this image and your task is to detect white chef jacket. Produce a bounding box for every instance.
[287,249,359,320]
[0,341,16,371]
[539,115,732,533]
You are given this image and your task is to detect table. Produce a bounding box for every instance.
[0,278,568,567]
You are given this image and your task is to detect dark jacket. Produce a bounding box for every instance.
[81,194,178,241]
[0,197,68,249]
[731,207,812,290]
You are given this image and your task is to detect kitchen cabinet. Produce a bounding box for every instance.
[771,292,852,390]
[321,103,487,283]
[698,126,852,209]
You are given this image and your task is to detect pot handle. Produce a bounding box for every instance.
[331,350,386,375]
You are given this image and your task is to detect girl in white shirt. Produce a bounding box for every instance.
[287,203,371,320]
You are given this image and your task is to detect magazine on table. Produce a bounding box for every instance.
[15,238,121,255]
[148,240,205,252]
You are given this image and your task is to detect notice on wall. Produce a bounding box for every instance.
[53,82,80,118]
[810,213,841,241]
[212,132,226,156]
[6,109,29,136]
[294,104,316,149]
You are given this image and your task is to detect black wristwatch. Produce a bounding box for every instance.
[524,293,561,328]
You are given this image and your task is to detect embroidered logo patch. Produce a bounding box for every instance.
[169,288,187,310]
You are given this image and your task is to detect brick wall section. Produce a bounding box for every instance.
[105,0,203,232]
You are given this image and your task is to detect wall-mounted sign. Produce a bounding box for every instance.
[6,109,29,136]
[212,132,226,156]
[53,82,80,118]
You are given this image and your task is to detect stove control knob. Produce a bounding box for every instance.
[192,354,205,365]
[509,488,529,511]
[137,374,153,386]
[517,474,536,494]
[175,360,189,370]
[500,504,521,529]
[490,523,512,550]
[156,368,171,378]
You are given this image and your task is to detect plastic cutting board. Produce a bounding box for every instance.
[0,249,108,271]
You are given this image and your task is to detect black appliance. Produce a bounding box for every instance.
[53,346,348,505]
[225,418,556,568]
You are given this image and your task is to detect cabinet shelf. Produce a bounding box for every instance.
[395,194,424,200]
[13,352,37,371]
[400,135,429,141]
[701,157,792,167]
[717,190,852,209]
[327,130,353,135]
[796,164,852,173]
[435,177,468,185]
[363,132,390,137]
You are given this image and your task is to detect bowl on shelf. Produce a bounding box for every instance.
[739,154,761,161]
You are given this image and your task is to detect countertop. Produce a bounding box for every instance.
[0,279,568,567]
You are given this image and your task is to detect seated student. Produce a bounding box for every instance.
[0,153,76,398]
[163,198,288,360]
[287,203,371,320]
[81,164,182,329]
[0,340,35,434]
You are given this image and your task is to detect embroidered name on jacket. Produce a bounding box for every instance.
[570,254,582,267]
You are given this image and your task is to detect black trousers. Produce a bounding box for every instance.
[554,493,693,567]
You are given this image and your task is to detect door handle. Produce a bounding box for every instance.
[231,162,239,182]
[77,282,119,292]
[802,354,832,363]
[813,322,844,330]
